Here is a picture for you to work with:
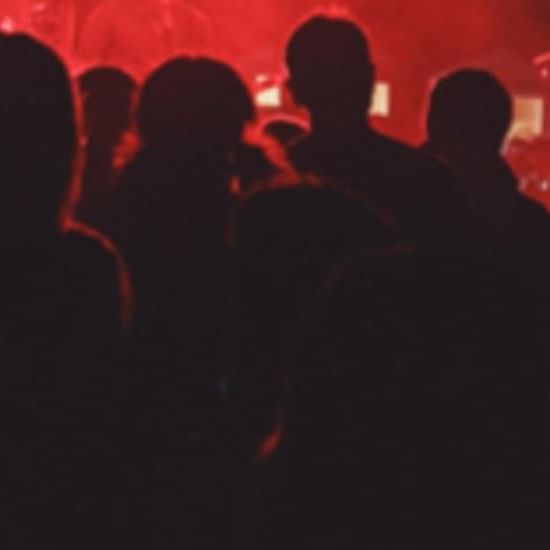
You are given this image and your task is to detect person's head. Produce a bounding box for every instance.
[137,56,256,155]
[0,34,79,230]
[78,67,137,147]
[233,179,393,313]
[426,69,513,158]
[285,13,375,122]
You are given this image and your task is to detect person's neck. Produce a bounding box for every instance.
[434,142,515,191]
[449,145,501,172]
[310,112,370,139]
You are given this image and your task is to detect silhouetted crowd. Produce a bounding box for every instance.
[0,11,549,550]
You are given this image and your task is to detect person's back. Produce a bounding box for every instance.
[254,248,550,550]
[0,34,131,549]
[285,13,469,250]
[0,224,131,547]
[231,180,396,454]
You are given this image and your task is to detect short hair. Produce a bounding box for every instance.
[285,13,375,112]
[427,68,513,153]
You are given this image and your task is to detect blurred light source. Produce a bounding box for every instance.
[370,82,391,117]
[508,96,545,140]
[534,52,550,82]
[0,17,16,33]
[256,85,283,108]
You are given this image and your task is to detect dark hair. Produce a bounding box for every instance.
[78,66,137,144]
[79,66,136,102]
[285,13,374,112]
[0,34,79,228]
[137,56,255,151]
[427,68,513,154]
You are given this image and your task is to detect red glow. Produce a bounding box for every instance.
[257,422,285,462]
[0,1,547,143]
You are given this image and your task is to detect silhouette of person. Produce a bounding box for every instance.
[76,66,137,232]
[254,245,550,550]
[77,0,213,79]
[423,68,550,274]
[285,13,470,251]
[109,56,278,550]
[0,34,131,549]
[231,179,397,457]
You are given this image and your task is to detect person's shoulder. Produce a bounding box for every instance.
[368,132,465,215]
[62,221,124,267]
[287,134,319,172]
[513,193,550,232]
[370,130,451,177]
[63,221,133,320]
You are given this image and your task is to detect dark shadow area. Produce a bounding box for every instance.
[0,34,130,550]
